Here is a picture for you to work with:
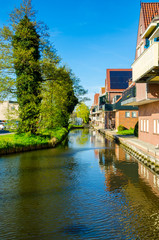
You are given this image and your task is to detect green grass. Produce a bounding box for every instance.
[0,128,68,150]
[39,128,68,141]
[117,128,134,135]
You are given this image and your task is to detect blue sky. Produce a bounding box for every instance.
[0,0,152,106]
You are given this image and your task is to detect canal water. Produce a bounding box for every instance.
[0,129,159,240]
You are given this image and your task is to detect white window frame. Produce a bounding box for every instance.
[157,120,159,134]
[154,120,156,134]
[141,120,143,131]
[144,120,146,132]
[146,120,149,132]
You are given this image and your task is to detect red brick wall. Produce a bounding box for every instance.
[139,102,159,145]
[115,110,138,130]
[135,7,146,60]
[94,93,99,105]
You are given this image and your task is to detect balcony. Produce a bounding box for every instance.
[102,103,113,111]
[121,85,137,106]
[122,83,159,106]
[132,42,159,83]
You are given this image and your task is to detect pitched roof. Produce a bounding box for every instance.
[106,69,132,92]
[94,93,99,105]
[141,2,159,29]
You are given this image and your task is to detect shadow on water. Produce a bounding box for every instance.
[62,224,91,235]
[0,129,159,240]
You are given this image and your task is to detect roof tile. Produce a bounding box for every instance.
[141,2,159,29]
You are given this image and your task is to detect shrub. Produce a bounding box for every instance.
[117,125,127,132]
[134,121,138,137]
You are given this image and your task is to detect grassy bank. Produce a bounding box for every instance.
[68,124,84,130]
[0,125,87,156]
[0,128,68,155]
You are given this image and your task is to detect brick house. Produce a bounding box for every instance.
[114,97,138,130]
[101,69,138,129]
[90,69,138,130]
[121,2,159,146]
[105,69,132,103]
[102,96,138,131]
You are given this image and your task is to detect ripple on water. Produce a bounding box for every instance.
[0,130,159,239]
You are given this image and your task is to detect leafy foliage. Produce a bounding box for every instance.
[12,15,43,134]
[40,66,78,129]
[75,102,90,124]
[117,128,134,135]
[117,125,127,132]
[0,0,87,134]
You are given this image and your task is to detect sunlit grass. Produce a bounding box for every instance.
[0,128,68,150]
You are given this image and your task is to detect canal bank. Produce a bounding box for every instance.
[0,128,68,156]
[0,125,87,156]
[94,127,159,175]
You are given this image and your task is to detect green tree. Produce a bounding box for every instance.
[0,0,87,132]
[40,66,78,129]
[12,15,43,134]
[75,102,90,124]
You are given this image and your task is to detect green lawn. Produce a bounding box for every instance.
[0,128,68,150]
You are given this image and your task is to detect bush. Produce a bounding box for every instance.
[134,121,138,137]
[117,125,127,132]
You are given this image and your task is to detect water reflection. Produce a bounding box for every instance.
[92,131,159,239]
[0,129,159,239]
[76,129,89,145]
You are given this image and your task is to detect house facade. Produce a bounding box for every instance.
[0,101,19,121]
[121,2,159,146]
[90,93,100,126]
[90,69,138,130]
[102,96,138,131]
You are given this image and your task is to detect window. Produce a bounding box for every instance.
[141,44,144,54]
[154,120,156,134]
[157,120,159,134]
[137,48,140,57]
[147,120,149,132]
[132,112,137,118]
[125,112,130,118]
[140,25,142,35]
[141,120,143,131]
[144,120,146,132]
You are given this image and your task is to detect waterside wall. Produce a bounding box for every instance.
[96,128,159,175]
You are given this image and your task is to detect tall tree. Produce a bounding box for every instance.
[12,15,42,133]
[0,0,87,132]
